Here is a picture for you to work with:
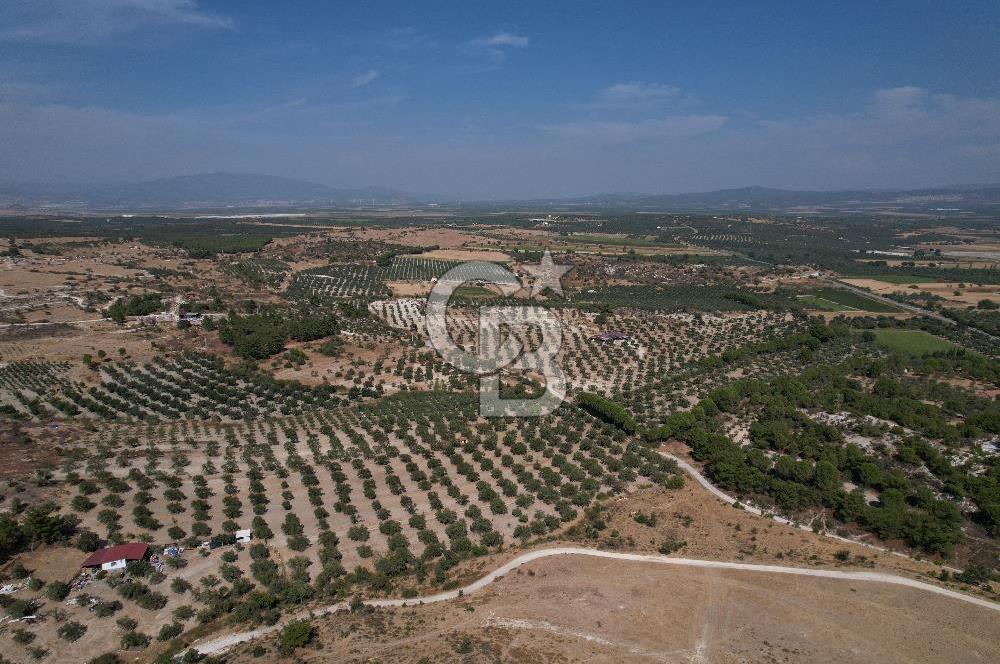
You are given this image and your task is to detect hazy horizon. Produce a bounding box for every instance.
[2,1,999,198]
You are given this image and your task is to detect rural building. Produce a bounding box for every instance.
[235,529,252,544]
[81,543,150,572]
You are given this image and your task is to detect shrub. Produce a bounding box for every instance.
[658,538,686,555]
[577,393,636,433]
[278,619,315,655]
[956,564,993,587]
[126,559,153,577]
[94,600,122,617]
[116,616,138,631]
[5,599,37,619]
[173,604,196,621]
[120,631,150,649]
[77,530,102,552]
[156,622,183,641]
[45,581,70,601]
[89,655,123,664]
[11,628,35,644]
[57,621,87,642]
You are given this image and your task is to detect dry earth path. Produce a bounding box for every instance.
[190,546,999,656]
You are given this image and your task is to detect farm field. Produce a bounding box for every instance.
[843,278,1000,309]
[797,287,903,313]
[872,328,957,355]
[796,294,856,311]
[5,6,1000,661]
[0,212,996,663]
[846,274,939,284]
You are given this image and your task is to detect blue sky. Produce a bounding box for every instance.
[1,0,999,197]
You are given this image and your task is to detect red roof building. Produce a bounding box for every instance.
[81,543,150,570]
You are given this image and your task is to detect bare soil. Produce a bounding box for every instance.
[223,555,999,664]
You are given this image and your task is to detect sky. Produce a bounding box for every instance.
[1,0,999,198]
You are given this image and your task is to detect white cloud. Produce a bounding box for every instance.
[465,32,528,64]
[472,32,528,48]
[594,82,681,109]
[0,0,234,44]
[759,86,1000,146]
[0,86,998,195]
[872,85,929,119]
[353,69,380,88]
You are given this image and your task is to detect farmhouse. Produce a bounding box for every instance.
[81,543,150,572]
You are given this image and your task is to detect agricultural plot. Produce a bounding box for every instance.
[0,213,998,663]
[221,258,290,288]
[796,294,857,311]
[872,329,957,356]
[0,353,342,422]
[63,393,680,569]
[368,299,802,409]
[845,274,939,284]
[287,258,512,300]
[570,284,795,312]
[0,291,87,321]
[797,287,901,313]
[0,361,75,418]
[691,233,758,245]
[618,324,857,429]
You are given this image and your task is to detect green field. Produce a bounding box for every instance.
[872,328,957,355]
[799,288,901,313]
[452,284,498,299]
[568,233,678,248]
[796,294,856,311]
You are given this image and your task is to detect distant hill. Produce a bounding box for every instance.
[2,174,999,212]
[0,173,430,209]
[516,185,1000,211]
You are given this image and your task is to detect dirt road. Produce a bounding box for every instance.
[190,546,998,656]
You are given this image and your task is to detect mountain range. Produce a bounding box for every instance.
[0,173,427,209]
[2,173,1000,212]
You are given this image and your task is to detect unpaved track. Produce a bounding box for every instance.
[191,546,999,656]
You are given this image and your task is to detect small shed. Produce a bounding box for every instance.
[81,543,150,572]
[235,529,252,544]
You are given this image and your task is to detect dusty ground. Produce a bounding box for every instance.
[224,555,999,664]
[386,281,433,297]
[813,310,914,321]
[347,227,481,250]
[843,278,999,308]
[408,248,512,263]
[0,320,162,364]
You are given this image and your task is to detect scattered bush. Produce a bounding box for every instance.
[57,621,87,642]
[277,619,315,655]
